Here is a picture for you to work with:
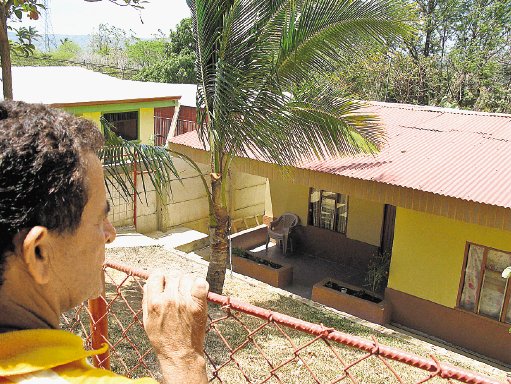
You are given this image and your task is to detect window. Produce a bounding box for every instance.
[103,111,139,141]
[459,243,511,323]
[308,188,348,234]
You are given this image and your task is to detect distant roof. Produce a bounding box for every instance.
[3,66,198,107]
[171,101,511,209]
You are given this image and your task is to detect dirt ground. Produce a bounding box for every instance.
[106,245,510,382]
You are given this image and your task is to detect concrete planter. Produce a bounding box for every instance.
[232,252,293,288]
[312,278,391,325]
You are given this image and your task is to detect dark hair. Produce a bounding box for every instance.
[0,100,104,286]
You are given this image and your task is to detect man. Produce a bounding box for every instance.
[0,101,209,383]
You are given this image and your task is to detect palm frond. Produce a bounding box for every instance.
[187,0,408,167]
[227,86,383,166]
[187,0,230,137]
[99,117,179,203]
[271,0,410,83]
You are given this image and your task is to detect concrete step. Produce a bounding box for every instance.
[107,226,209,252]
[154,227,209,253]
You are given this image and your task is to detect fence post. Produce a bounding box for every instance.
[88,269,110,370]
[133,151,137,229]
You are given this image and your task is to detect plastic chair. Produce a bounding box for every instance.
[265,213,299,256]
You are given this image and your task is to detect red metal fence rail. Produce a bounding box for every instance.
[60,261,509,384]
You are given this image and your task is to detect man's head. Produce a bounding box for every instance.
[0,101,115,313]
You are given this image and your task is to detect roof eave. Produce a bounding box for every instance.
[50,95,181,108]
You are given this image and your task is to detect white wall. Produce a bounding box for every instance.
[106,173,136,228]
[106,157,267,234]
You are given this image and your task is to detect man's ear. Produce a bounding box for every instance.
[21,226,51,285]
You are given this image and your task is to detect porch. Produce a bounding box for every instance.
[250,244,368,298]
[228,225,380,299]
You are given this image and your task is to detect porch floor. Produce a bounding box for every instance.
[248,242,368,299]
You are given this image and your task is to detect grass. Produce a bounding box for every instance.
[217,276,508,383]
[61,247,509,383]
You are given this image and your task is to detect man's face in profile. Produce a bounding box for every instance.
[44,152,116,310]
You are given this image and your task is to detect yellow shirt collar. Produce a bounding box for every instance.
[0,329,107,376]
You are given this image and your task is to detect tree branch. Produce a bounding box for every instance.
[83,0,146,8]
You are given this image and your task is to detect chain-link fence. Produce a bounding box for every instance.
[60,261,508,384]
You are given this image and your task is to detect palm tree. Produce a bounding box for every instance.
[101,0,407,294]
[185,0,408,293]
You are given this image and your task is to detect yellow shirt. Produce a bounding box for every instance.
[0,329,157,383]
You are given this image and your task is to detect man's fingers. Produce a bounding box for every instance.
[142,283,149,326]
[179,274,195,298]
[144,272,208,313]
[191,277,209,301]
[145,273,166,298]
[163,275,180,301]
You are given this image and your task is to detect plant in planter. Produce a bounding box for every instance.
[324,281,382,303]
[364,250,391,294]
[231,247,293,288]
[232,247,283,269]
[312,278,391,324]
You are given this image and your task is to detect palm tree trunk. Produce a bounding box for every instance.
[206,173,229,294]
[0,4,13,100]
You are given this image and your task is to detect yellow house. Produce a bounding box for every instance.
[6,66,182,144]
[170,101,511,364]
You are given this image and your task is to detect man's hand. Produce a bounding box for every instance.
[143,273,209,384]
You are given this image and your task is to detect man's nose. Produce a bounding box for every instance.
[104,218,117,244]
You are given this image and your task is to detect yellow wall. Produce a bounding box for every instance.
[389,207,511,308]
[81,112,101,129]
[346,197,384,246]
[65,105,161,145]
[139,107,154,145]
[267,178,309,225]
[80,108,154,144]
[267,178,384,245]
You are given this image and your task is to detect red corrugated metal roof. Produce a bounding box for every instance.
[170,101,511,209]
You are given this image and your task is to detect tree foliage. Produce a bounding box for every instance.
[0,0,45,98]
[86,23,134,69]
[51,38,81,60]
[126,38,168,67]
[134,52,195,83]
[327,0,511,112]
[10,25,39,56]
[129,18,196,83]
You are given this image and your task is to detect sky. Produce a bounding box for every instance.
[18,0,191,38]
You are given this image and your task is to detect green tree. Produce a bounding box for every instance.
[446,0,511,111]
[129,18,196,83]
[133,52,195,83]
[126,38,168,67]
[51,38,81,60]
[327,0,511,112]
[0,0,43,99]
[10,25,40,56]
[167,17,194,55]
[88,23,135,68]
[184,0,407,293]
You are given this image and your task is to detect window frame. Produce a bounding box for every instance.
[308,188,349,235]
[102,110,140,141]
[457,242,511,323]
